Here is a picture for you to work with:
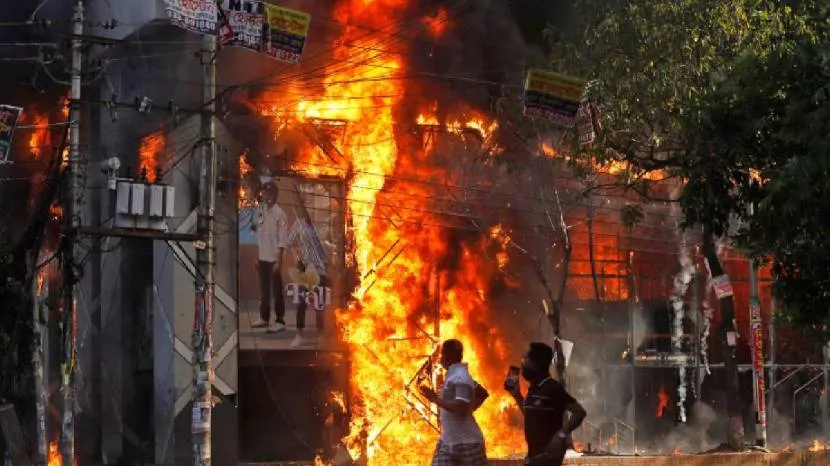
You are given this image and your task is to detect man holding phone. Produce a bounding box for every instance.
[505,342,587,466]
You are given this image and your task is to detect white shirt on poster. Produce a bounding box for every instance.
[439,362,485,446]
[256,202,289,263]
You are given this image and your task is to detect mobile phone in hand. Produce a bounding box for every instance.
[504,366,520,391]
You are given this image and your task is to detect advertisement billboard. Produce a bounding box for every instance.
[238,176,346,352]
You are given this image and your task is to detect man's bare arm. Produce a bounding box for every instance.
[437,398,472,416]
[509,390,524,415]
[561,400,587,435]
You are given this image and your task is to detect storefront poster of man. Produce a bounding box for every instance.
[250,183,289,335]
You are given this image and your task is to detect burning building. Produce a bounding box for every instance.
[2,0,826,465]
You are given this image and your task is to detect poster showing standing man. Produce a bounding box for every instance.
[238,175,346,351]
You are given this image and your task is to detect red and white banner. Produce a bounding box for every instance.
[163,0,218,36]
[711,274,734,299]
[219,0,265,52]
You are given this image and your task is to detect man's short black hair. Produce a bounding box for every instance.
[263,182,279,196]
[442,339,464,360]
[527,342,554,368]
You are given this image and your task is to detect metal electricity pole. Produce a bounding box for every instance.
[191,33,217,466]
[60,3,84,465]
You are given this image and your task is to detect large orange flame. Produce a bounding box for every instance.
[423,8,450,39]
[238,150,254,208]
[47,440,77,466]
[257,1,524,463]
[138,132,165,183]
[656,386,669,418]
[539,141,665,181]
[28,113,50,159]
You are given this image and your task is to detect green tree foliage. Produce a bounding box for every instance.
[548,0,795,180]
[690,1,830,337]
[545,0,803,447]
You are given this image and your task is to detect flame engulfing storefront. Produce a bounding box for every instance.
[231,0,549,462]
[228,0,778,463]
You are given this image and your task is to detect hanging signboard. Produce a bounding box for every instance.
[711,274,734,299]
[0,105,23,163]
[219,0,265,51]
[523,69,585,128]
[575,102,599,146]
[163,0,219,36]
[217,5,235,44]
[263,4,311,64]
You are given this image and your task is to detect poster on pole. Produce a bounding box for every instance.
[238,176,346,352]
[575,102,599,146]
[219,0,265,51]
[0,105,23,163]
[523,69,585,128]
[750,311,767,428]
[163,0,219,36]
[263,4,311,64]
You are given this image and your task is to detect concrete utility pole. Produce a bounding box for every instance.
[31,253,47,466]
[60,3,84,465]
[191,33,218,465]
[748,257,767,447]
[746,190,767,448]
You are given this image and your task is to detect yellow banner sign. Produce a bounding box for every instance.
[523,69,586,128]
[263,4,311,64]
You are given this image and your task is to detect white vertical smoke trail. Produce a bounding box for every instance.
[700,271,713,376]
[669,230,695,423]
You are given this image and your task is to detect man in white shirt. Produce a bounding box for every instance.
[420,339,489,466]
[250,183,290,333]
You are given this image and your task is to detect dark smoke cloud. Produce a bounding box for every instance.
[406,0,540,116]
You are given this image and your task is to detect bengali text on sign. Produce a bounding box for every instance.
[263,4,311,64]
[163,0,218,36]
[219,0,265,51]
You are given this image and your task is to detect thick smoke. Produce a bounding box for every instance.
[406,0,543,116]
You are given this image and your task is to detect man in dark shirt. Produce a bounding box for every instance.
[506,342,587,466]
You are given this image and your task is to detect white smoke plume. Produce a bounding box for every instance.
[669,223,695,422]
